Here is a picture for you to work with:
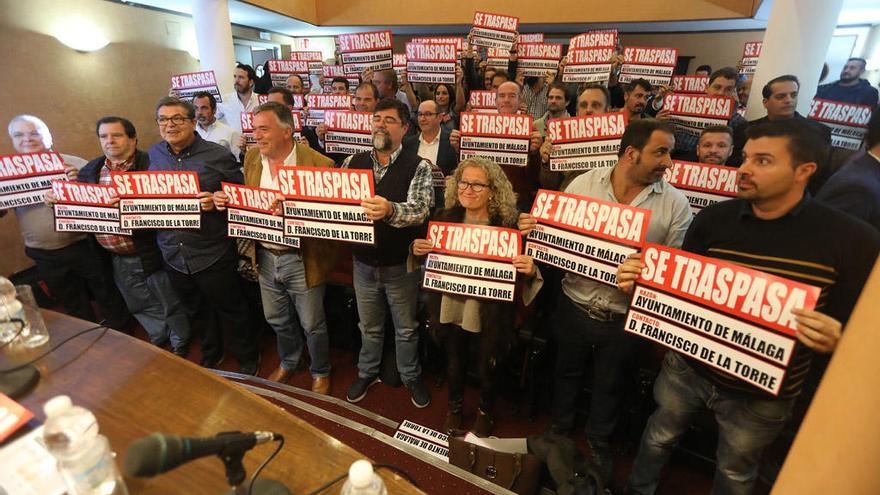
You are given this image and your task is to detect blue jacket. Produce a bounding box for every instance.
[816,151,880,230]
[816,79,879,107]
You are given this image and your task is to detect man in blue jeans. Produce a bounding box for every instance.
[342,98,434,408]
[213,102,337,394]
[618,120,880,494]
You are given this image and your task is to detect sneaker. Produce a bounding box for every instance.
[405,379,431,408]
[346,375,378,403]
[200,353,225,369]
[172,344,190,359]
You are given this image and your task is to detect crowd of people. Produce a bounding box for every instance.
[4,38,880,494]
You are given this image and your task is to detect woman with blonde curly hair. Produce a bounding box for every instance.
[412,157,542,436]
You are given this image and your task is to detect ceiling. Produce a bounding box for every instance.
[119,0,879,37]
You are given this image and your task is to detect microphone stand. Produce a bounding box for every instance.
[216,432,291,495]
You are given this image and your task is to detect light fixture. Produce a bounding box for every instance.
[53,18,110,52]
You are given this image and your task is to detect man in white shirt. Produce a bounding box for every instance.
[193,92,240,159]
[218,63,259,133]
[404,100,456,208]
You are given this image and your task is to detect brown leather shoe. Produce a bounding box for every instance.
[268,366,293,384]
[471,409,494,437]
[312,375,331,395]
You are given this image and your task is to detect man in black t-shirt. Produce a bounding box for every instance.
[618,120,880,495]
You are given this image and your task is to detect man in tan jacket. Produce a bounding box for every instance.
[213,102,336,393]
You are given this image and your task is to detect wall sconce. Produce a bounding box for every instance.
[54,18,110,52]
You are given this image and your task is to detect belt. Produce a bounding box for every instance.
[572,300,624,323]
[259,245,298,256]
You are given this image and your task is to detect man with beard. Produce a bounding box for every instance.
[816,57,879,106]
[737,76,753,113]
[519,119,692,486]
[218,63,259,133]
[341,98,433,409]
[286,74,306,95]
[621,120,879,495]
[193,91,240,158]
[616,78,652,121]
[533,82,571,137]
[694,125,734,165]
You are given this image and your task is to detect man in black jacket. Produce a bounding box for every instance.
[48,117,191,354]
[47,117,190,357]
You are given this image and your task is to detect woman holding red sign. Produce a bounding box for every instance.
[411,157,542,436]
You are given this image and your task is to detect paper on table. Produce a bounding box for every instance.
[0,426,66,495]
[462,432,528,454]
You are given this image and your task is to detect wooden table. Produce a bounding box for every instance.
[11,311,423,494]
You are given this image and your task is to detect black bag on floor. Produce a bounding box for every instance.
[527,433,605,495]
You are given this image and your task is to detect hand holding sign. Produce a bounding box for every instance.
[512,254,537,277]
[212,190,229,211]
[362,195,392,221]
[517,212,537,236]
[616,251,643,295]
[791,308,841,353]
[412,238,433,256]
[529,130,543,153]
[198,191,215,212]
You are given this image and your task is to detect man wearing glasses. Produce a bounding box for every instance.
[404,100,456,208]
[148,96,260,375]
[341,98,434,408]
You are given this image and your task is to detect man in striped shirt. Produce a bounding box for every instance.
[618,120,880,495]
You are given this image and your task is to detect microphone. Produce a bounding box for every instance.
[124,431,279,477]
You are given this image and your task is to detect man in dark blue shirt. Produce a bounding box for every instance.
[149,96,259,374]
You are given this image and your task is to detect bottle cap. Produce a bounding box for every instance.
[348,459,374,488]
[44,395,73,417]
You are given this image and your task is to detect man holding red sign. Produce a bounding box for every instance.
[213,102,337,393]
[341,98,434,408]
[621,121,880,495]
[519,119,692,484]
[149,96,260,375]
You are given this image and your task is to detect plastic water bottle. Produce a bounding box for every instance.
[340,460,387,495]
[42,395,128,495]
[0,276,26,344]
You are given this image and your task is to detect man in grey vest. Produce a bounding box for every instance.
[342,98,434,408]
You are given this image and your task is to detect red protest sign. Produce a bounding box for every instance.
[739,41,763,76]
[51,180,128,235]
[807,98,874,150]
[470,11,519,50]
[221,182,279,214]
[665,94,736,139]
[518,33,544,44]
[525,188,651,286]
[547,112,628,172]
[518,43,563,77]
[569,30,618,49]
[170,70,222,102]
[279,167,376,245]
[563,47,615,84]
[304,94,353,126]
[268,60,311,90]
[0,151,68,208]
[323,110,373,156]
[222,182,299,249]
[422,221,521,302]
[405,42,457,84]
[468,91,497,113]
[671,75,709,94]
[626,243,820,395]
[336,30,393,75]
[111,171,201,230]
[664,160,739,213]
[620,46,678,86]
[459,112,533,167]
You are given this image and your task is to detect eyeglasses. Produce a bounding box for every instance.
[457,180,490,192]
[416,111,440,118]
[371,116,402,125]
[156,115,191,126]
